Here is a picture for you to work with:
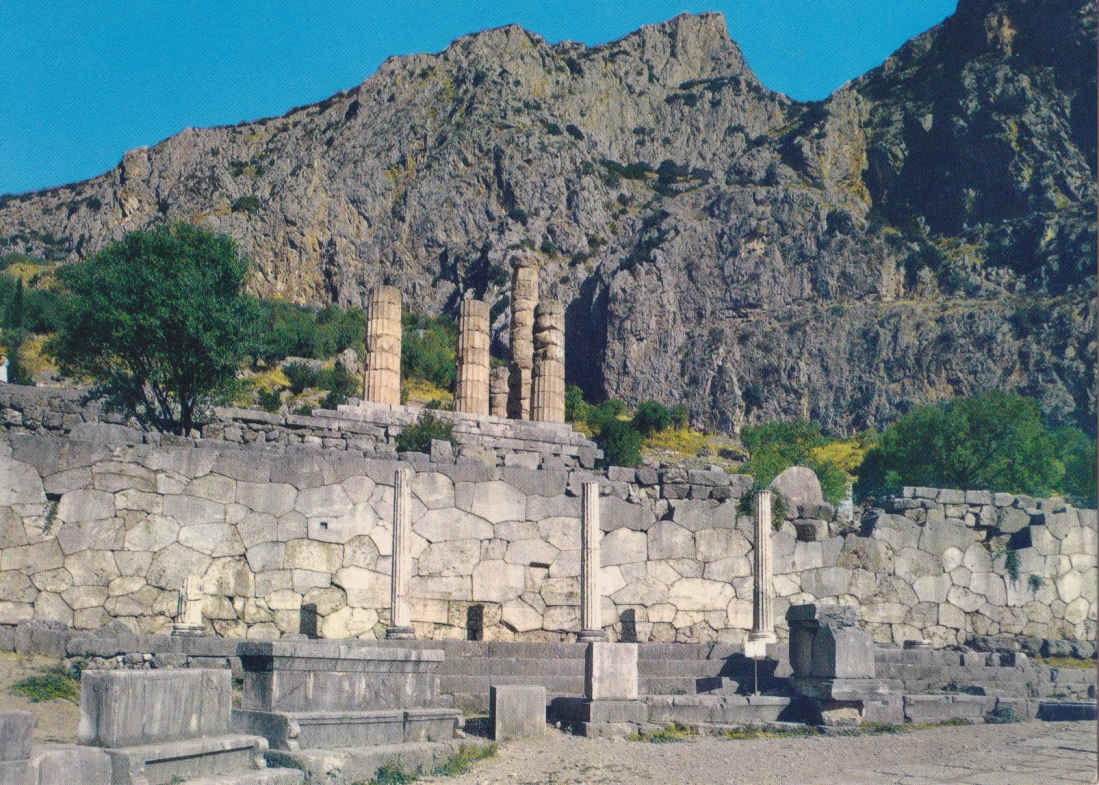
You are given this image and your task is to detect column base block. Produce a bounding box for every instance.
[385,626,415,640]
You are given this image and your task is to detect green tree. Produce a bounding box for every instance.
[631,400,672,436]
[737,420,847,504]
[598,419,643,468]
[48,224,258,434]
[854,392,1065,501]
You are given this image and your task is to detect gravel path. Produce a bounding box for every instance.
[422,721,1097,785]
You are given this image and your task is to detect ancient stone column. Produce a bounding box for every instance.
[363,286,402,406]
[750,489,777,644]
[531,302,565,423]
[455,297,490,416]
[386,468,414,639]
[489,366,509,418]
[578,482,606,642]
[171,576,205,637]
[507,256,538,420]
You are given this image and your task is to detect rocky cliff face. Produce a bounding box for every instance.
[0,0,1094,434]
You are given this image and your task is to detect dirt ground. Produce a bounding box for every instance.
[0,652,80,744]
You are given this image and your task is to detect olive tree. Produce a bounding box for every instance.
[49,224,257,434]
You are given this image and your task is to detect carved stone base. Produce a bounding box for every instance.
[384,626,415,640]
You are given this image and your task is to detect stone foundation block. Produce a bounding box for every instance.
[585,642,638,700]
[490,684,546,742]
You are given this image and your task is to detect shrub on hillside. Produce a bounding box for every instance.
[854,392,1078,502]
[402,312,457,390]
[282,361,318,394]
[395,412,455,454]
[631,400,672,436]
[598,419,643,468]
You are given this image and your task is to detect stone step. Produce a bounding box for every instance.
[643,695,791,725]
[180,769,303,785]
[441,656,584,676]
[637,658,726,677]
[440,674,585,695]
[640,677,708,695]
[267,738,494,785]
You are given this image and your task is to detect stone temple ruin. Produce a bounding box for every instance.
[0,253,1094,783]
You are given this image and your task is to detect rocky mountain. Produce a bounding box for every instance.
[0,0,1094,434]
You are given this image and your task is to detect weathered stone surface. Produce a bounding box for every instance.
[284,539,342,573]
[56,489,115,523]
[472,560,525,603]
[162,494,224,525]
[236,481,296,516]
[600,529,647,566]
[768,466,823,509]
[178,523,245,557]
[418,540,481,576]
[646,522,693,560]
[414,509,493,542]
[333,566,389,607]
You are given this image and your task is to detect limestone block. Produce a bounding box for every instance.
[602,496,655,532]
[178,523,245,557]
[946,585,984,613]
[538,516,581,550]
[495,521,539,542]
[62,585,107,610]
[801,567,851,598]
[295,484,353,519]
[472,560,525,603]
[600,529,646,566]
[703,555,752,582]
[1043,510,1078,539]
[811,626,875,679]
[56,518,125,555]
[114,489,163,514]
[1056,571,1083,603]
[789,541,823,571]
[414,509,493,542]
[0,710,33,762]
[333,567,389,607]
[539,576,580,606]
[694,528,750,561]
[610,578,667,607]
[506,539,560,566]
[418,540,481,576]
[162,495,225,526]
[465,481,528,523]
[894,547,940,579]
[0,572,37,603]
[0,540,63,573]
[600,566,626,597]
[961,543,993,573]
[182,474,236,505]
[320,606,378,638]
[237,512,278,549]
[998,507,1030,533]
[0,461,45,506]
[236,481,297,516]
[667,578,734,611]
[1063,596,1089,624]
[78,669,230,747]
[0,603,33,625]
[57,489,115,523]
[861,601,909,624]
[919,517,977,555]
[34,592,72,625]
[411,472,455,510]
[203,557,254,597]
[913,574,952,603]
[283,539,342,573]
[544,605,579,631]
[64,551,120,586]
[968,572,1006,606]
[585,642,638,700]
[491,684,546,742]
[768,466,823,509]
[646,522,694,561]
[941,546,964,572]
[726,598,753,628]
[1029,525,1058,555]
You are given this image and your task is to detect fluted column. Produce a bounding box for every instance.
[455,297,490,415]
[363,286,402,405]
[489,366,509,418]
[386,468,414,639]
[531,302,565,423]
[578,482,606,642]
[507,256,538,420]
[750,490,776,643]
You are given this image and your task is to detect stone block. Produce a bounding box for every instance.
[78,669,231,748]
[490,684,546,742]
[811,626,875,679]
[0,711,32,762]
[585,642,638,701]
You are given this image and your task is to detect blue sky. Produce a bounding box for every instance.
[1,1,956,195]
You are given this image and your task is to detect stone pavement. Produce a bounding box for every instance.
[420,721,1097,785]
